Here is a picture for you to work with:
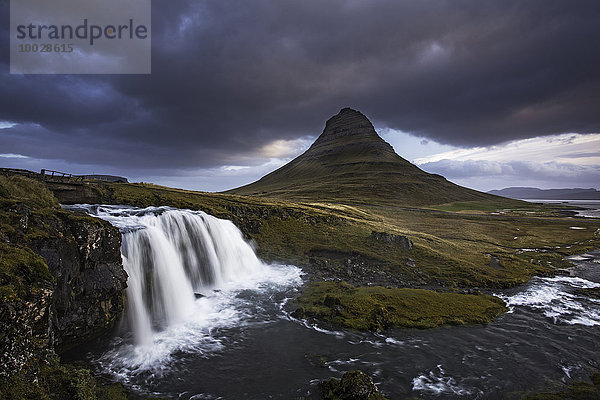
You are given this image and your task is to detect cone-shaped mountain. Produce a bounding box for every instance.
[227,108,493,205]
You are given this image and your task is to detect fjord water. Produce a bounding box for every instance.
[521,199,600,219]
[65,205,600,399]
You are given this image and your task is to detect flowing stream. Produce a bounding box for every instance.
[63,205,600,399]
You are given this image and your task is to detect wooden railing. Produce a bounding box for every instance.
[40,169,84,182]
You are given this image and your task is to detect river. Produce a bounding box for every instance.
[63,205,600,399]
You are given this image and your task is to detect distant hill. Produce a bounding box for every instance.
[488,187,600,200]
[226,108,500,206]
[76,174,128,183]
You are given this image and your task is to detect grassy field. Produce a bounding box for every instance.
[91,180,599,330]
[99,182,599,287]
[0,176,57,303]
[293,281,507,331]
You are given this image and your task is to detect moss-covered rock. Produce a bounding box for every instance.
[320,370,388,400]
[0,174,129,397]
[0,357,129,400]
[0,242,54,302]
[0,175,128,350]
[295,281,507,331]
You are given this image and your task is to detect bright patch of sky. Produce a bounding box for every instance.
[413,133,600,167]
[379,128,458,162]
[393,132,600,191]
[0,121,17,129]
[259,138,313,158]
[221,165,251,171]
[0,153,30,159]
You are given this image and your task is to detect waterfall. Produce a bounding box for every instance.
[72,205,267,346]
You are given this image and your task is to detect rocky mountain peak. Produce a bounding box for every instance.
[318,107,378,143]
[306,107,396,160]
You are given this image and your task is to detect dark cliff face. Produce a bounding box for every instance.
[28,213,128,349]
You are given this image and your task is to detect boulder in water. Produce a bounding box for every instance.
[320,370,387,400]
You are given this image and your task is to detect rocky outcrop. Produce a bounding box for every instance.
[0,175,130,398]
[320,370,387,400]
[370,231,413,249]
[0,175,128,355]
[305,250,413,287]
[0,214,126,373]
[28,213,128,349]
[224,203,347,239]
[44,181,108,205]
[302,108,398,160]
[0,286,53,379]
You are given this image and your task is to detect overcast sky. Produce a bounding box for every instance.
[1,0,599,192]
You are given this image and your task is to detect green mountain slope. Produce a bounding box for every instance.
[227,108,497,206]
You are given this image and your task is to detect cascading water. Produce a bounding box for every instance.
[65,204,303,376]
[117,207,266,344]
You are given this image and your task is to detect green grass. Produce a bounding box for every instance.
[429,200,581,218]
[294,281,508,331]
[0,242,53,302]
[0,357,129,400]
[99,181,600,289]
[0,175,59,210]
[431,200,531,213]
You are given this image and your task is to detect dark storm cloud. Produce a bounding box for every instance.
[1,0,599,171]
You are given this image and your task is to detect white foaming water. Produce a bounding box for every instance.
[577,209,600,218]
[500,275,600,326]
[412,365,480,396]
[68,205,302,377]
